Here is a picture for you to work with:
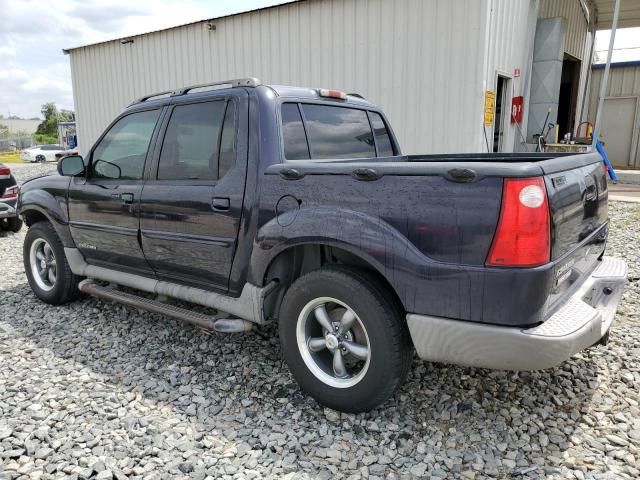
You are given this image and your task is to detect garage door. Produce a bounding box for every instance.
[600,97,639,169]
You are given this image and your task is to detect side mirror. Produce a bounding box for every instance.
[57,155,85,177]
[93,159,122,179]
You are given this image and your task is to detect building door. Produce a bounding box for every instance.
[557,55,580,139]
[601,97,639,169]
[493,75,509,152]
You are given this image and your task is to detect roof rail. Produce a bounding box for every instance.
[133,90,174,104]
[132,77,261,104]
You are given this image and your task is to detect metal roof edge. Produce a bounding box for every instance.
[62,0,304,54]
[592,60,640,69]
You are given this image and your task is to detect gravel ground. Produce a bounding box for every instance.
[1,162,639,479]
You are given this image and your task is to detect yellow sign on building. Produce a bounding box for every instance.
[484,90,496,126]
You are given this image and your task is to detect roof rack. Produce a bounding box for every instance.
[132,77,261,104]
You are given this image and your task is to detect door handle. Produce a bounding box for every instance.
[121,193,134,204]
[211,197,230,211]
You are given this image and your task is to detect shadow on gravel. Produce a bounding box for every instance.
[1,281,603,475]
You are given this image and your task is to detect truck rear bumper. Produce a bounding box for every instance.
[0,202,17,219]
[406,256,627,371]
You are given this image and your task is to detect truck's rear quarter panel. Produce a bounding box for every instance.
[258,152,609,328]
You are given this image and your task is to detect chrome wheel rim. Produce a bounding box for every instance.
[296,297,371,388]
[29,238,57,292]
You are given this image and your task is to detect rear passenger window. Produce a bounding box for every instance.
[282,103,310,160]
[301,104,375,159]
[158,101,235,181]
[369,112,394,156]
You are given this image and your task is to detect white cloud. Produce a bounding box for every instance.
[1,0,285,118]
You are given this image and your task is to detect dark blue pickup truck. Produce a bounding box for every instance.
[17,78,627,412]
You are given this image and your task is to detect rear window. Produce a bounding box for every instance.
[369,112,394,157]
[281,103,394,160]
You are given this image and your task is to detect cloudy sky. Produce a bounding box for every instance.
[0,0,286,119]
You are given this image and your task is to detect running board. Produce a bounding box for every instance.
[64,247,276,325]
[79,279,254,333]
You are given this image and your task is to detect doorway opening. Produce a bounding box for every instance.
[493,75,510,152]
[557,54,581,139]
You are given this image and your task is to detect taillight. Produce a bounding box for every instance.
[486,177,550,267]
[0,166,10,179]
[1,185,19,199]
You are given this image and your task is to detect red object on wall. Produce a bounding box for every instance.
[511,96,524,124]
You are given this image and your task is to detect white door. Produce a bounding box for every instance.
[601,97,638,169]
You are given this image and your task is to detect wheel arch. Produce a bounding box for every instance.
[20,206,75,247]
[258,242,405,322]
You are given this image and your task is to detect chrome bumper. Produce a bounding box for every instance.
[0,203,17,220]
[407,256,627,371]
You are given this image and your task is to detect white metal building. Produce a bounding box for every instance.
[64,0,627,156]
[588,61,640,168]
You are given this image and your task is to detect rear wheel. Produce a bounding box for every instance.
[279,267,413,412]
[23,222,82,304]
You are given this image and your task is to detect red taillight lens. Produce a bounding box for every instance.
[1,185,19,199]
[486,177,550,267]
[0,166,10,179]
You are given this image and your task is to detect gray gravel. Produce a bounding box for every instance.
[1,162,639,479]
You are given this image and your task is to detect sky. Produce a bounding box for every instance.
[0,0,288,119]
[594,27,640,64]
[1,1,639,120]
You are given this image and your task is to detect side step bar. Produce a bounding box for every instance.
[79,279,254,333]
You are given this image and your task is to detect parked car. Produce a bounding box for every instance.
[17,78,627,412]
[21,144,66,163]
[54,149,79,162]
[0,163,22,232]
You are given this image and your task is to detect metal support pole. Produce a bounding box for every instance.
[591,0,621,148]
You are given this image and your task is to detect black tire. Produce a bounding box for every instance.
[279,267,413,413]
[23,221,82,305]
[7,217,22,233]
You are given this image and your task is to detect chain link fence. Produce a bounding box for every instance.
[0,135,34,152]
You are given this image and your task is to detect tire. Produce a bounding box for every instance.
[7,217,22,233]
[23,221,82,305]
[279,267,413,413]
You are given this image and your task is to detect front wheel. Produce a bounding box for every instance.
[23,221,82,305]
[279,267,413,413]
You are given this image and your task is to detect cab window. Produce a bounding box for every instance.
[157,100,235,181]
[91,109,160,180]
[281,103,394,160]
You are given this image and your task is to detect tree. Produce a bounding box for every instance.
[36,103,58,136]
[35,103,74,137]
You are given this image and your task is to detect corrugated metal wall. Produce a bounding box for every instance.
[588,65,640,168]
[69,0,495,155]
[588,65,640,114]
[484,0,538,152]
[538,0,593,135]
[539,0,589,60]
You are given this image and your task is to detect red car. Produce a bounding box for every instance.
[0,163,22,232]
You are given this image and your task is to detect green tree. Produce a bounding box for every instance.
[35,103,75,139]
[36,102,59,136]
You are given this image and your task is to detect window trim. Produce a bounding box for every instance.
[153,97,238,183]
[279,100,395,162]
[367,110,397,157]
[87,107,162,182]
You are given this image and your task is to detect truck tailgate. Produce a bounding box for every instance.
[541,154,609,312]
